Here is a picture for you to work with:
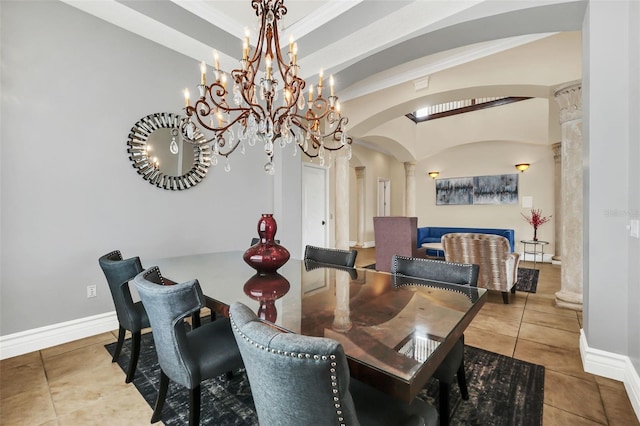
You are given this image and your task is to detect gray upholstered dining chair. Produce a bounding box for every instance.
[229,301,439,426]
[98,250,149,383]
[391,255,479,426]
[304,245,358,267]
[133,267,244,426]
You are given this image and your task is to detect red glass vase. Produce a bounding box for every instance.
[243,214,290,273]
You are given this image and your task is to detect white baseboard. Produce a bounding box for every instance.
[580,330,640,421]
[349,241,376,248]
[0,312,119,360]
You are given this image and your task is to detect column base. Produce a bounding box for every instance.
[555,290,583,311]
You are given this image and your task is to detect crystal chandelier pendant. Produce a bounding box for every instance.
[264,161,275,175]
[224,158,231,172]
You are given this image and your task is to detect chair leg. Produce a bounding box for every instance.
[151,371,169,423]
[189,386,201,426]
[125,331,141,383]
[439,381,450,426]
[112,326,125,362]
[501,291,510,304]
[456,362,469,400]
[191,310,201,329]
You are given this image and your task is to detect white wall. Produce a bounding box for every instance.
[417,140,556,253]
[583,0,639,369]
[0,1,301,335]
[348,144,405,244]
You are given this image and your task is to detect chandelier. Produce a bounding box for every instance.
[181,0,352,175]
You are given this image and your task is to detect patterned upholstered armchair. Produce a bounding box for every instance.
[442,233,520,303]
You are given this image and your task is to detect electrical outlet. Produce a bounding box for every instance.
[87,285,97,298]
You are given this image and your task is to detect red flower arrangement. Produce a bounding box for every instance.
[521,208,552,241]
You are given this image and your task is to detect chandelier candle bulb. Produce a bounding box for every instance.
[200,61,206,85]
[292,42,298,65]
[308,84,313,103]
[184,89,190,107]
[330,75,335,96]
[213,50,220,71]
[265,55,272,79]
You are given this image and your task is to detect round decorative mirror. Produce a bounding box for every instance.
[127,113,211,190]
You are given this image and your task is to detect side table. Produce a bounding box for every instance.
[520,240,548,269]
[421,242,444,258]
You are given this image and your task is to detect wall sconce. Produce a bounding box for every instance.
[428,171,439,179]
[515,163,530,173]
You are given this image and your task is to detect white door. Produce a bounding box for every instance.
[302,164,328,251]
[377,178,391,216]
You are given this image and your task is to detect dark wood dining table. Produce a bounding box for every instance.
[146,251,487,403]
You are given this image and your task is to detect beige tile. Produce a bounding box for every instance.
[0,351,41,371]
[544,369,606,423]
[466,312,521,337]
[522,309,581,333]
[543,404,605,425]
[525,296,577,317]
[518,322,580,350]
[478,300,526,321]
[56,386,153,426]
[0,358,48,401]
[594,375,625,391]
[463,326,516,357]
[41,332,116,360]
[48,358,130,416]
[514,339,594,381]
[43,342,115,382]
[599,384,640,426]
[0,384,57,425]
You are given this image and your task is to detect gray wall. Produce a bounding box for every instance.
[0,1,301,335]
[583,1,640,370]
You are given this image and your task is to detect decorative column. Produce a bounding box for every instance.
[355,167,366,247]
[552,142,562,262]
[335,154,350,251]
[554,82,583,311]
[404,162,416,217]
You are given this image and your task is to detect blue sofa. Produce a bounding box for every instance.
[417,226,516,256]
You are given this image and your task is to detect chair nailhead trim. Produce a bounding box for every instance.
[230,313,349,425]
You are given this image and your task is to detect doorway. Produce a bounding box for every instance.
[377,178,391,216]
[302,164,328,250]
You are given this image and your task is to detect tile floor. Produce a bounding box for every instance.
[0,248,638,425]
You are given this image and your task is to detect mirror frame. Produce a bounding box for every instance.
[127,113,211,190]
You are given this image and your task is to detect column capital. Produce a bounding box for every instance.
[404,162,416,177]
[554,82,582,123]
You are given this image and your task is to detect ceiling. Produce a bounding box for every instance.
[62,0,586,101]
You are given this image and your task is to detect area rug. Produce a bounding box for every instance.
[363,265,539,293]
[105,333,544,425]
[514,267,539,293]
